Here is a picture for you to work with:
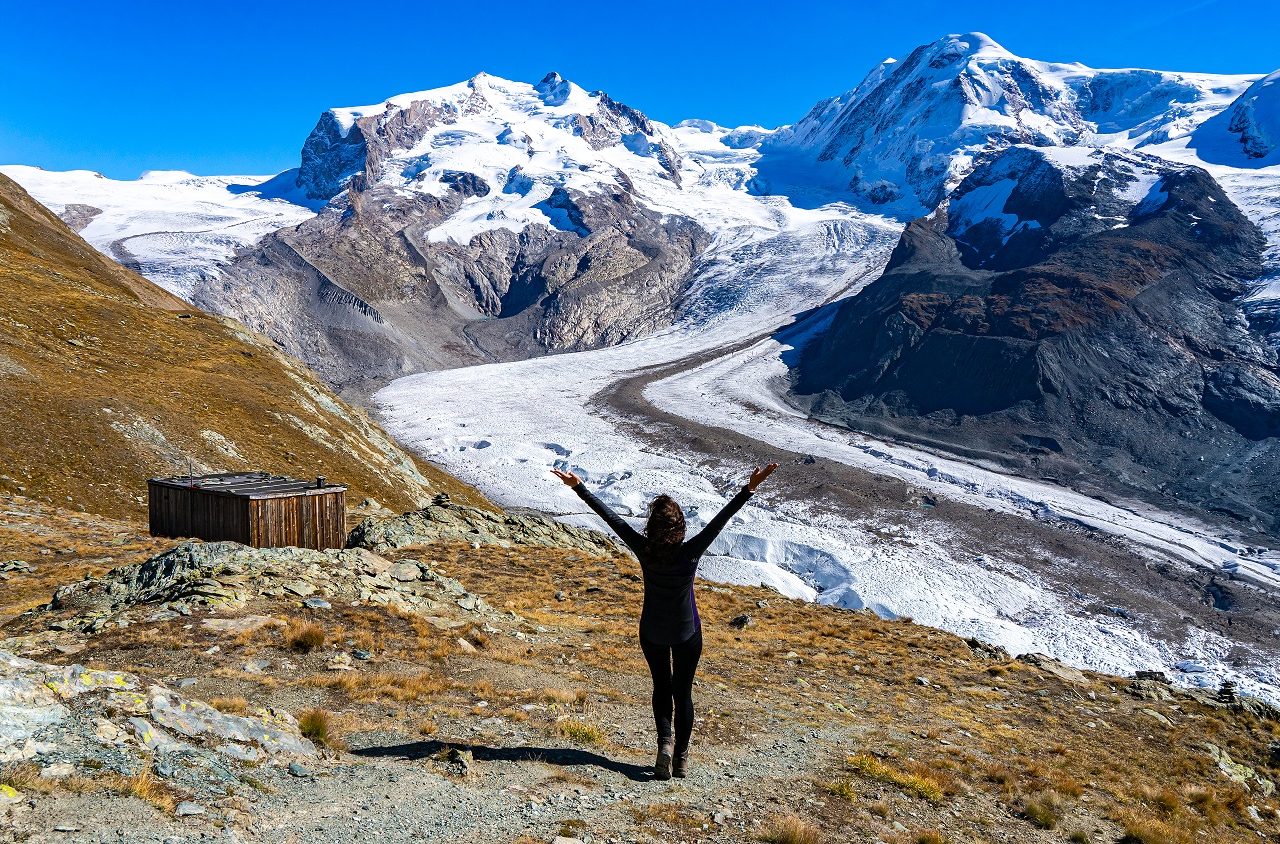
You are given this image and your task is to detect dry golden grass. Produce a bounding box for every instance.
[2,763,179,814]
[104,769,178,813]
[821,777,859,801]
[1115,811,1196,844]
[1020,789,1066,829]
[845,754,944,802]
[209,695,249,714]
[629,802,704,829]
[554,719,606,746]
[285,619,326,653]
[759,813,823,844]
[1,762,56,795]
[298,708,346,751]
[302,670,449,704]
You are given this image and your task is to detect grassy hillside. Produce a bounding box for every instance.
[0,173,485,518]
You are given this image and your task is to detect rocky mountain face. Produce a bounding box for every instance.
[756,33,1256,214]
[0,173,481,519]
[793,146,1280,530]
[195,74,710,394]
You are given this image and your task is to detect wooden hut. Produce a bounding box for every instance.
[148,472,347,550]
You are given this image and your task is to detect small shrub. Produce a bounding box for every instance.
[285,620,326,653]
[759,813,822,844]
[916,832,946,844]
[1021,789,1065,829]
[1,762,54,794]
[629,802,704,829]
[298,708,344,750]
[821,777,857,801]
[1116,812,1194,844]
[555,719,605,746]
[100,769,177,813]
[846,754,943,802]
[1066,827,1092,844]
[209,696,248,714]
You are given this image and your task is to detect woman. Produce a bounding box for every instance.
[552,462,779,780]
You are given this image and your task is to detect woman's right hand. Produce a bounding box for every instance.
[551,468,582,486]
[747,463,779,491]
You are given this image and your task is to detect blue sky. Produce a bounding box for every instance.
[2,0,1276,179]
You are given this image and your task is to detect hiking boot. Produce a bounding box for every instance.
[654,736,675,781]
[673,749,689,778]
[654,749,673,780]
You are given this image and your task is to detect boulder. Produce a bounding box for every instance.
[346,500,622,557]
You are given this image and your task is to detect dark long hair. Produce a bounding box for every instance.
[645,494,686,550]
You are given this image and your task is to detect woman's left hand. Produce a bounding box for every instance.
[747,463,779,491]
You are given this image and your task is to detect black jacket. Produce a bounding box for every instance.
[573,483,753,645]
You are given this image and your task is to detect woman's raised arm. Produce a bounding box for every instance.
[684,463,778,557]
[552,469,646,552]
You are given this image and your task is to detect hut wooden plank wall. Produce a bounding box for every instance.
[148,472,347,550]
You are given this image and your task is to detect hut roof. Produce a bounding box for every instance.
[149,472,347,500]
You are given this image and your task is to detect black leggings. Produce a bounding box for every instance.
[639,629,703,754]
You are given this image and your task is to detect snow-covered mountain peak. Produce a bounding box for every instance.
[925,31,1015,65]
[294,71,683,203]
[756,33,1257,214]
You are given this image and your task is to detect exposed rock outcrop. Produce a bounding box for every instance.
[0,650,314,811]
[346,499,622,557]
[793,145,1279,530]
[44,541,508,625]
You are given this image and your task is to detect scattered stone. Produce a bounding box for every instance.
[1128,678,1173,702]
[552,838,585,844]
[175,801,205,817]
[388,562,423,583]
[446,747,473,777]
[1141,708,1173,726]
[728,614,752,630]
[456,638,478,654]
[554,591,567,601]
[916,676,931,687]
[283,580,316,598]
[175,677,198,689]
[39,762,74,779]
[303,597,332,609]
[346,502,621,556]
[243,659,271,674]
[326,653,353,671]
[1018,652,1089,685]
[287,761,311,778]
[352,649,372,661]
[0,784,21,805]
